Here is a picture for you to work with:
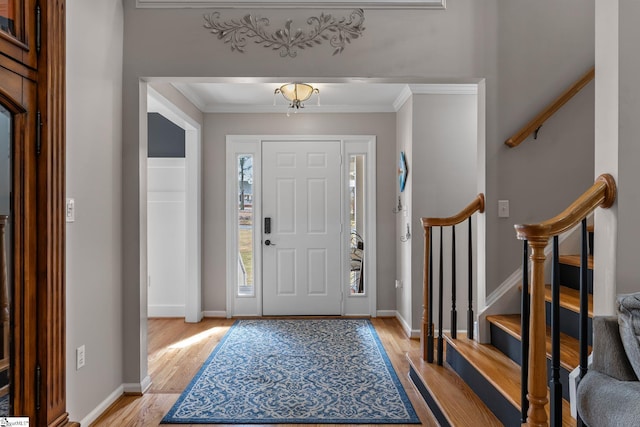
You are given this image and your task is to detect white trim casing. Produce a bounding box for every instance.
[342,137,377,317]
[226,137,263,317]
[147,86,203,323]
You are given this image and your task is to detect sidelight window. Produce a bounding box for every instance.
[237,154,254,297]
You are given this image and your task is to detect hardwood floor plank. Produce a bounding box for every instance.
[90,317,437,426]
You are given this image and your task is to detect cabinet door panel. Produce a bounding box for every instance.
[0,64,37,419]
[0,0,37,69]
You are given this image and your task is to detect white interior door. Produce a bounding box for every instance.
[262,140,342,315]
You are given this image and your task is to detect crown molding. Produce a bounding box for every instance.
[170,83,208,112]
[203,104,397,114]
[137,0,445,9]
[171,82,477,115]
[407,83,478,95]
[392,83,478,111]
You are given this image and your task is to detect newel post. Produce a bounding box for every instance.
[526,237,550,427]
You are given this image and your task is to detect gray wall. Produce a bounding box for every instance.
[203,113,398,313]
[410,94,478,333]
[394,93,478,334]
[395,98,413,329]
[66,0,124,421]
[491,2,596,291]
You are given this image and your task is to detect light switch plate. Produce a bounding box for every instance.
[66,198,75,222]
[498,200,510,218]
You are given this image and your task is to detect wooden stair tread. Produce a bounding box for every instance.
[487,314,589,371]
[445,335,575,426]
[559,254,593,269]
[587,224,594,233]
[407,351,502,427]
[544,284,594,317]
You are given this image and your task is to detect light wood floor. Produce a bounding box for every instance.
[90,317,438,427]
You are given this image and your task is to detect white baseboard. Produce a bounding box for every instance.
[203,310,227,318]
[148,305,185,317]
[393,311,420,338]
[123,375,152,395]
[376,310,397,317]
[79,385,124,427]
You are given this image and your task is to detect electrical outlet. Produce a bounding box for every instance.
[76,345,85,370]
[395,279,403,289]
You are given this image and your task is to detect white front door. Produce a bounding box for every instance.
[262,140,342,315]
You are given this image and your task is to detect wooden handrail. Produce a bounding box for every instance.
[420,193,485,362]
[514,174,616,427]
[515,174,616,240]
[505,67,595,148]
[421,194,485,228]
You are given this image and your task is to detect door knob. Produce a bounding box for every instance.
[265,239,276,246]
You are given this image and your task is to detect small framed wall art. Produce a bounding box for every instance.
[398,151,408,192]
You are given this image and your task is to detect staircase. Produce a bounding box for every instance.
[408,175,616,426]
[408,245,592,426]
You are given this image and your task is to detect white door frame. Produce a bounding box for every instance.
[147,86,203,323]
[226,135,376,317]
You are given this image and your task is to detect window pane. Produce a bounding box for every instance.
[0,104,12,414]
[0,1,16,36]
[349,155,365,295]
[237,155,254,297]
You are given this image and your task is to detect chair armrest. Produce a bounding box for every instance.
[591,316,638,381]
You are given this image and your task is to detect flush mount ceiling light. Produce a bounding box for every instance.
[274,83,320,115]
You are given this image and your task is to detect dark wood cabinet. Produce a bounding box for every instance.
[0,0,37,70]
[0,1,72,426]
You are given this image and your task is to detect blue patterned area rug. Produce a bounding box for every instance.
[161,319,420,424]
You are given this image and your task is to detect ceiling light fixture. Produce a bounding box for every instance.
[274,83,320,116]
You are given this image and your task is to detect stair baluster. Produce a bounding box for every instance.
[520,239,530,424]
[437,226,444,366]
[550,236,562,426]
[426,226,434,363]
[467,217,474,340]
[451,225,457,339]
[577,219,589,427]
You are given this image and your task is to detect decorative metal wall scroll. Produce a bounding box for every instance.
[203,9,365,57]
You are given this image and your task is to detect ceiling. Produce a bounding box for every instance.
[167,81,478,114]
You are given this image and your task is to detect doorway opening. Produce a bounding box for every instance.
[146,86,203,323]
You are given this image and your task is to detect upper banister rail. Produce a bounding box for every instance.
[515,174,616,240]
[505,66,595,148]
[422,194,485,228]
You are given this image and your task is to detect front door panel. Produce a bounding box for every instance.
[262,140,342,315]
